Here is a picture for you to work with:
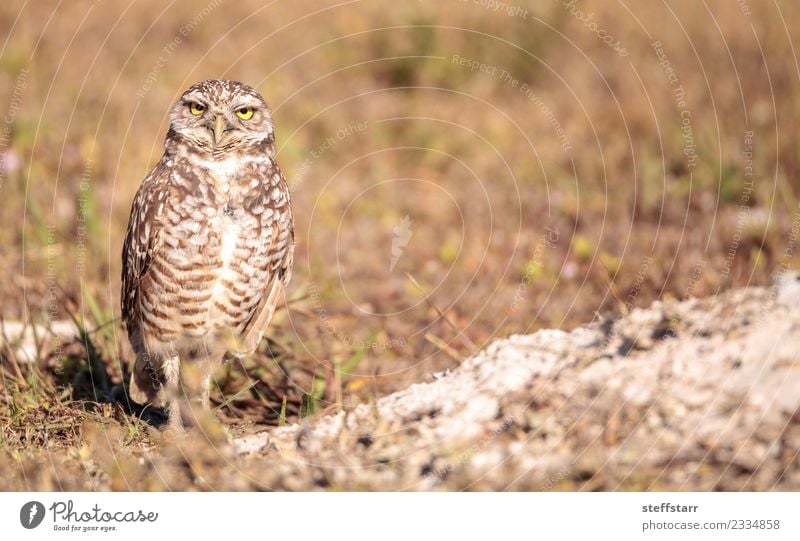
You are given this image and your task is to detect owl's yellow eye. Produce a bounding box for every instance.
[189,102,205,115]
[236,107,254,120]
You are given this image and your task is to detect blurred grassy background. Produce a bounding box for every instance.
[1,0,800,450]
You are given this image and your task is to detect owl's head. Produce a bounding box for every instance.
[168,80,274,156]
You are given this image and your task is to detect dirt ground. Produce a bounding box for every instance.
[2,282,798,490]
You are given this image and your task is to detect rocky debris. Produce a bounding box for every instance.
[230,283,800,490]
[0,320,77,364]
[3,283,797,491]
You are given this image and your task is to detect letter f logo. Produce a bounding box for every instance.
[20,501,44,529]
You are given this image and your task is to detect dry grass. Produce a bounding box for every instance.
[0,0,799,489]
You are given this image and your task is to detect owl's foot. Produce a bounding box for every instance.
[167,398,185,432]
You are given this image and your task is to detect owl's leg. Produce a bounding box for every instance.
[201,373,211,410]
[162,353,183,431]
[178,351,222,425]
[199,354,224,410]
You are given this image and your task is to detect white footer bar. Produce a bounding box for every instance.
[3,492,798,540]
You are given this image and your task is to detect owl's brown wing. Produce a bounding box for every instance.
[122,162,177,405]
[237,275,282,355]
[121,162,170,332]
[237,171,295,356]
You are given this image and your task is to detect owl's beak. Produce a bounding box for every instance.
[212,115,227,145]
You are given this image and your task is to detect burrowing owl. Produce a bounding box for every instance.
[121,80,294,429]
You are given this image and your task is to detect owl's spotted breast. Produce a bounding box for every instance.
[127,151,292,359]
